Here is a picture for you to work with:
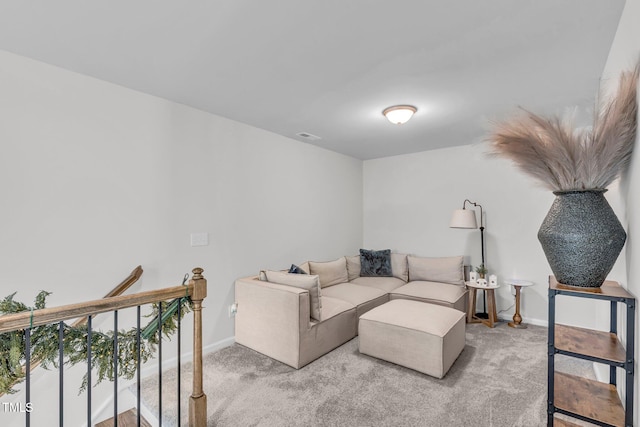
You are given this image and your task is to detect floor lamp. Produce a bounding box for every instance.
[450,199,487,319]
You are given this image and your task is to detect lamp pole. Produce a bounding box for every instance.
[463,199,487,318]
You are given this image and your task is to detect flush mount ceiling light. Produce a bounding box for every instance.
[382,105,417,125]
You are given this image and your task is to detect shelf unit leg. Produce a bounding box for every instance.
[548,289,556,426]
[626,299,635,427]
[611,300,618,386]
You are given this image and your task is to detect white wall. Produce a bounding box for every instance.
[1,0,638,421]
[363,142,627,328]
[0,49,363,426]
[601,0,640,423]
[363,0,639,415]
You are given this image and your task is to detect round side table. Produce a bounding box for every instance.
[465,281,500,328]
[504,279,534,329]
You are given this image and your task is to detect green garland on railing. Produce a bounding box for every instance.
[0,290,191,395]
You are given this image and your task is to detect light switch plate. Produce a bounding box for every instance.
[190,232,209,247]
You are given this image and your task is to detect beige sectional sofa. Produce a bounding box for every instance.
[234,253,468,369]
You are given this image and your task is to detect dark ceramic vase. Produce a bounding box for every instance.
[537,190,626,288]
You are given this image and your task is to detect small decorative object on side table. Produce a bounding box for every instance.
[465,281,500,328]
[469,270,478,282]
[504,279,534,329]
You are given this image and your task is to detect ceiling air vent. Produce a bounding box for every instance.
[296,132,322,141]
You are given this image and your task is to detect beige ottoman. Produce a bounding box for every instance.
[359,299,465,378]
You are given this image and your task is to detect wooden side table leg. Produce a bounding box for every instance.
[467,288,477,323]
[486,289,496,327]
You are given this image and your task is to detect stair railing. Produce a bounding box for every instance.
[0,265,144,399]
[0,267,208,427]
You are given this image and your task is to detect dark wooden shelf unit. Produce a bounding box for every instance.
[554,324,626,364]
[554,372,625,426]
[548,276,635,427]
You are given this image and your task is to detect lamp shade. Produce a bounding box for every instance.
[449,209,478,229]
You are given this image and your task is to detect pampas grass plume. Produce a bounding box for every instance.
[488,62,639,192]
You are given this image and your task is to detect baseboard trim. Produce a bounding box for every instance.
[204,336,236,355]
[497,314,548,327]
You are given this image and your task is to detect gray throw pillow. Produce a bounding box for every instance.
[359,249,392,277]
[288,264,308,274]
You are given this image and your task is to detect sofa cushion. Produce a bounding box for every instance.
[390,281,467,311]
[309,257,349,288]
[350,276,406,293]
[310,296,355,325]
[345,255,361,281]
[264,270,322,321]
[407,255,464,285]
[321,283,387,307]
[359,248,392,277]
[391,253,409,282]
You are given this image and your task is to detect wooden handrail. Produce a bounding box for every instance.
[72,265,144,329]
[0,266,144,334]
[0,283,195,333]
[103,265,144,298]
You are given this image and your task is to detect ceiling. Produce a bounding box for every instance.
[0,1,625,160]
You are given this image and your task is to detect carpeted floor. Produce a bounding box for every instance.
[140,322,594,426]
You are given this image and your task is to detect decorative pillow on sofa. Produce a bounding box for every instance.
[390,253,409,282]
[299,261,310,274]
[264,270,322,321]
[309,257,349,288]
[288,264,308,274]
[350,253,408,282]
[407,255,464,285]
[345,255,361,281]
[359,249,392,277]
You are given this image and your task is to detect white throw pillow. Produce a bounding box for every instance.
[407,255,464,285]
[345,255,361,281]
[299,261,311,275]
[390,253,409,282]
[309,257,349,288]
[264,270,322,321]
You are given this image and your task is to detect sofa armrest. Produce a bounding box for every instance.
[234,276,310,368]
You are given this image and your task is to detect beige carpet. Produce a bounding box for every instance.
[139,322,594,426]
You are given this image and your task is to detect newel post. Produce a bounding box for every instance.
[189,267,207,426]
